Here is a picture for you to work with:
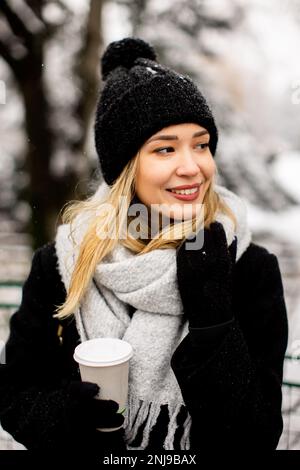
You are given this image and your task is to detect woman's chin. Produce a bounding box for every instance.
[160,203,204,223]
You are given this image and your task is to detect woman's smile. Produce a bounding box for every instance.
[165,182,204,201]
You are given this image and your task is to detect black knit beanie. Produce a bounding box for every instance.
[94,37,218,186]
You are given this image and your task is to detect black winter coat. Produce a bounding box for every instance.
[0,240,288,451]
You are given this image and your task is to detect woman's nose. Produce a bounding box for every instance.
[175,151,201,176]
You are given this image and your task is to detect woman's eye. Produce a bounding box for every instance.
[196,143,209,150]
[154,147,174,154]
[154,143,209,154]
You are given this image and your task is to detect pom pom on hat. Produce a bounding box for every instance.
[101,37,157,81]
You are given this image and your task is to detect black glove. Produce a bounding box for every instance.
[2,380,126,451]
[176,221,236,329]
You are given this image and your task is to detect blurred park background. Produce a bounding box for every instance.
[1,0,300,450]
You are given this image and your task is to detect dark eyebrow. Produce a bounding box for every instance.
[146,130,209,144]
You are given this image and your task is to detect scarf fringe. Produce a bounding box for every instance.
[179,413,192,450]
[124,394,191,450]
[163,403,182,450]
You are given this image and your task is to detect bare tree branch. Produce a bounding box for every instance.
[73,0,104,147]
[24,0,43,19]
[0,38,22,75]
[0,0,34,49]
[24,0,72,41]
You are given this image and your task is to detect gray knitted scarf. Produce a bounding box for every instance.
[55,181,252,450]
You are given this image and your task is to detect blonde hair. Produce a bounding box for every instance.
[54,152,236,319]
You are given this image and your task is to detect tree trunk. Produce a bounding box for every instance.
[0,0,104,249]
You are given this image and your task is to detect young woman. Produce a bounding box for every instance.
[0,37,288,452]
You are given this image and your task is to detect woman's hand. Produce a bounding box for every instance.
[4,380,126,451]
[64,380,126,451]
[176,221,236,329]
[65,380,124,430]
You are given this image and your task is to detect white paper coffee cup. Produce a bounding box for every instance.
[73,337,133,432]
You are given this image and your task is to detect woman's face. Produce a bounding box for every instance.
[135,123,216,222]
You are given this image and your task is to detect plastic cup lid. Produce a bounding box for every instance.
[73,337,133,367]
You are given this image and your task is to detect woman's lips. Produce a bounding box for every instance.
[166,185,201,201]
